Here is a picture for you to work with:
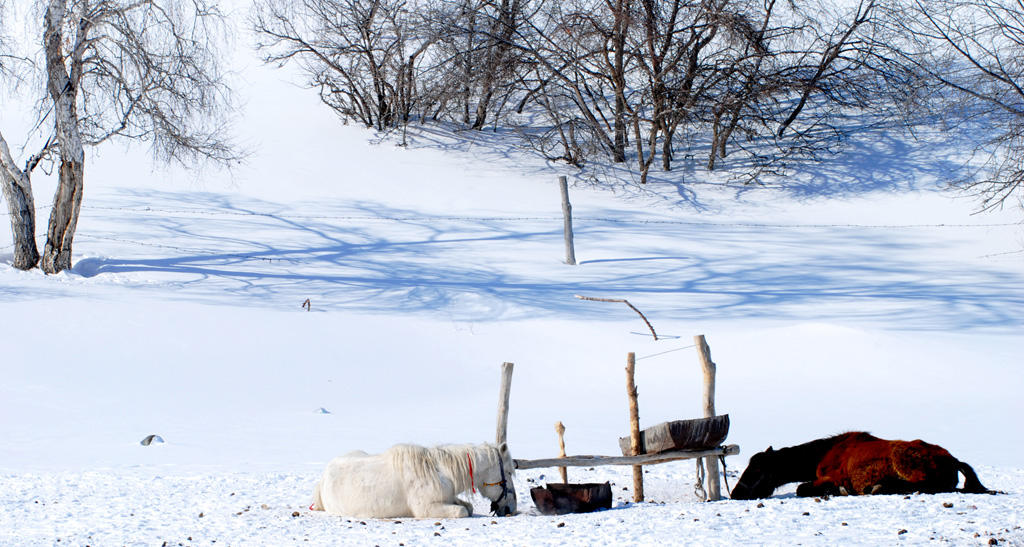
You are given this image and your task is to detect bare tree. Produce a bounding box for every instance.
[0,0,240,273]
[0,1,42,270]
[469,0,526,129]
[631,0,734,179]
[775,0,877,138]
[252,0,436,132]
[514,0,632,164]
[894,0,1024,212]
[0,0,8,73]
[703,0,778,171]
[430,0,485,124]
[245,0,920,190]
[691,0,902,176]
[419,0,534,130]
[514,0,898,179]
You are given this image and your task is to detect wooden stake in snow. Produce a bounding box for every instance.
[496,362,514,445]
[626,352,644,502]
[555,421,568,484]
[559,176,577,265]
[694,335,722,501]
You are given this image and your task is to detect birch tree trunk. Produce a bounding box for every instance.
[41,158,84,273]
[0,134,40,270]
[40,0,87,274]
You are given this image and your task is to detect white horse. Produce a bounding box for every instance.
[310,441,517,518]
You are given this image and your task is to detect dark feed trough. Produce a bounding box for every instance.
[618,415,730,455]
[530,482,613,515]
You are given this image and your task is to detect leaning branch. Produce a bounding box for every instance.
[574,295,658,340]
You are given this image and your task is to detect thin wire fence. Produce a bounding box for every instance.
[3,204,1021,255]
[6,203,1020,228]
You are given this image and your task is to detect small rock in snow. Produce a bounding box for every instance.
[140,435,164,446]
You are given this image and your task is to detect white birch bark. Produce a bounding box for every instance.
[39,0,87,274]
[0,132,40,270]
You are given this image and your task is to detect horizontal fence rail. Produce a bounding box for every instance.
[514,444,740,470]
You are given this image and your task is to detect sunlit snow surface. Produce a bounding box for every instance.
[2,28,1023,547]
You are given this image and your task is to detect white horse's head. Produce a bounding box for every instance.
[474,442,517,516]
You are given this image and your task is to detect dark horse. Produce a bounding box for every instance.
[731,432,989,499]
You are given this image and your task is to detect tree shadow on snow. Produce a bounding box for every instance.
[57,188,1024,332]
[385,119,968,213]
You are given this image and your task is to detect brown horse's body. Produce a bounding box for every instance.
[804,432,964,496]
[731,431,989,500]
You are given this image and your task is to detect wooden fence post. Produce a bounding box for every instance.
[559,176,577,265]
[694,335,722,501]
[555,421,568,484]
[626,352,644,502]
[496,362,514,445]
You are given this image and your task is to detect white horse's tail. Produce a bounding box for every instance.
[310,479,325,511]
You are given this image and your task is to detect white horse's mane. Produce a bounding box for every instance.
[388,442,501,496]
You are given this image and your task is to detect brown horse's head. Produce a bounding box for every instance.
[731,447,778,500]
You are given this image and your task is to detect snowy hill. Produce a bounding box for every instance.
[1,45,1023,546]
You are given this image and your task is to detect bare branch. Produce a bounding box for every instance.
[893,0,1024,211]
[574,294,658,340]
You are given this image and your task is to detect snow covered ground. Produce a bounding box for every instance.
[3,466,1022,546]
[2,33,1023,547]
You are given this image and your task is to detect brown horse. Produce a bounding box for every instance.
[730,432,990,500]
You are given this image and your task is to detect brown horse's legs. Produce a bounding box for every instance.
[796,480,841,498]
[865,477,919,495]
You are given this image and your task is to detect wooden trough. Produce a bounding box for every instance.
[530,482,612,515]
[617,415,730,456]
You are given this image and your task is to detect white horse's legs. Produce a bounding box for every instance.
[414,501,472,518]
[455,498,473,516]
